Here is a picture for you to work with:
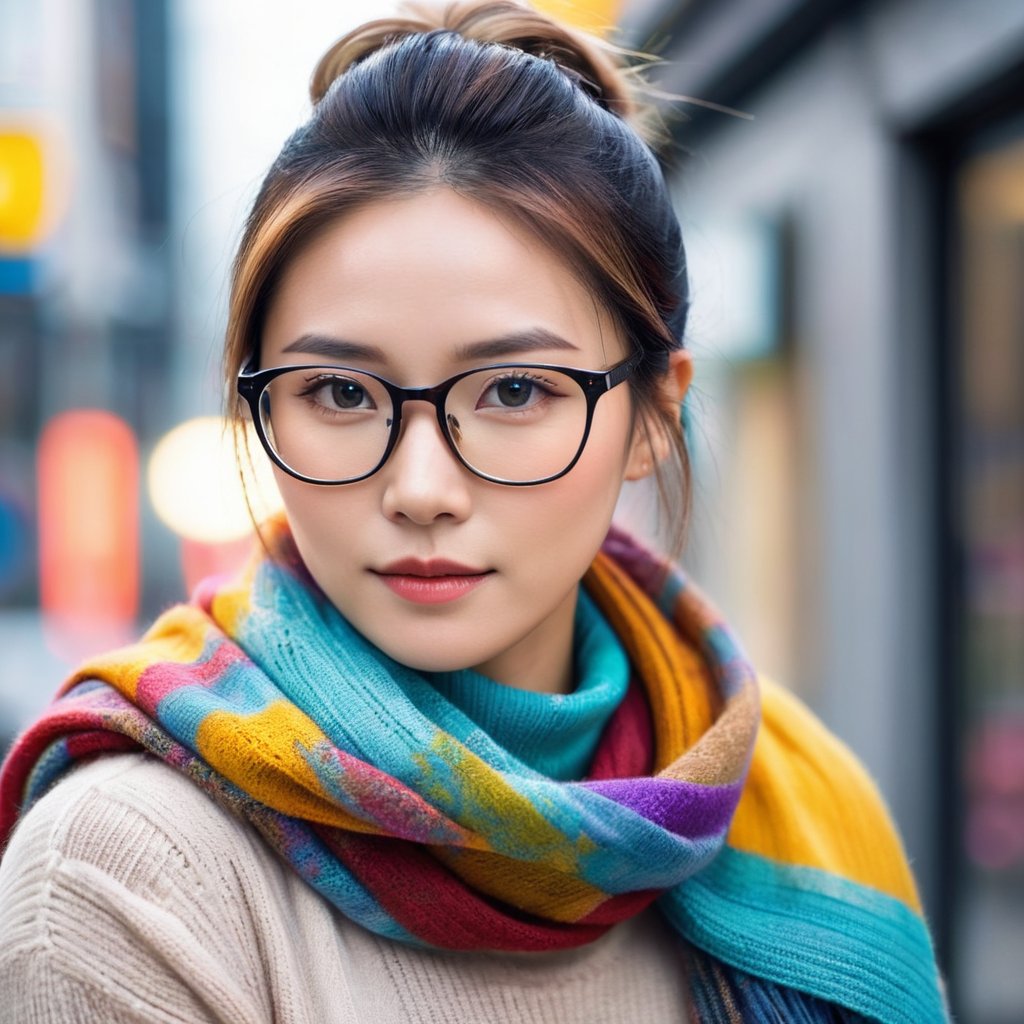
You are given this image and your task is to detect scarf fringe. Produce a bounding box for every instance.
[686,948,871,1024]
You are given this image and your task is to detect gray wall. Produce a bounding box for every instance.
[663,0,1024,918]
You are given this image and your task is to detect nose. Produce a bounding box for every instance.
[380,404,473,525]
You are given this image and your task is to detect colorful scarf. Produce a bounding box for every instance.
[0,520,946,1023]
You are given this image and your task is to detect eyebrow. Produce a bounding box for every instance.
[280,327,579,364]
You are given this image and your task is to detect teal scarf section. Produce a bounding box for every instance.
[425,590,629,780]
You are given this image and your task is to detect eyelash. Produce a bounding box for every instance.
[482,370,559,391]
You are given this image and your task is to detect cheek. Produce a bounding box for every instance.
[569,395,634,497]
[502,403,632,549]
[271,470,368,580]
[274,471,332,538]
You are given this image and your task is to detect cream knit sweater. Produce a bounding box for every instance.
[0,753,692,1023]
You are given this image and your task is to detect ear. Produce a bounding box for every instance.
[623,349,694,481]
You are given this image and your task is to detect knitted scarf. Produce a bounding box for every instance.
[0,520,946,1023]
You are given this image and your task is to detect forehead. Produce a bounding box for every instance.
[260,188,625,375]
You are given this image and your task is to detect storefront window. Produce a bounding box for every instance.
[954,128,1024,1024]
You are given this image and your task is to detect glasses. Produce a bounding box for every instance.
[236,352,640,486]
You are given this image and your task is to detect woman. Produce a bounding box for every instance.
[0,2,947,1021]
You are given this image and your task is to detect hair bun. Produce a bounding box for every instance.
[310,0,641,124]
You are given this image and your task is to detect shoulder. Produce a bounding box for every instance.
[6,750,238,850]
[0,754,296,1022]
[1,752,264,911]
[729,675,922,909]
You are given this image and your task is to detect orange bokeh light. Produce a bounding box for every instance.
[37,410,139,658]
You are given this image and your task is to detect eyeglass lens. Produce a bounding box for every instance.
[259,366,591,483]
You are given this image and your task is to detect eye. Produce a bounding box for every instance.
[327,378,370,409]
[493,377,533,407]
[477,372,556,411]
[300,374,377,412]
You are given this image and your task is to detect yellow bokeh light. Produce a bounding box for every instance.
[0,131,45,250]
[531,0,621,36]
[147,416,282,543]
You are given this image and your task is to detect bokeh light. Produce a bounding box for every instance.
[0,122,70,254]
[0,131,44,250]
[0,491,30,598]
[147,416,282,544]
[532,0,621,34]
[37,410,139,658]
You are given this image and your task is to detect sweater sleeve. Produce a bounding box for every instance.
[0,754,296,1024]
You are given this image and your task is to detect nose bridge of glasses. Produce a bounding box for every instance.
[391,379,450,408]
[388,382,463,459]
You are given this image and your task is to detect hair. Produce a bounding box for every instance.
[226,0,692,555]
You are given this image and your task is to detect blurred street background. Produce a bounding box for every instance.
[1,0,1022,1019]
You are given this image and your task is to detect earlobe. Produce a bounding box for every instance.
[623,348,693,481]
[623,421,665,481]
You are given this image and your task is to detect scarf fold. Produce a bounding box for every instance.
[423,589,632,781]
[0,519,947,1023]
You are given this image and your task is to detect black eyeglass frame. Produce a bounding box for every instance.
[236,351,642,486]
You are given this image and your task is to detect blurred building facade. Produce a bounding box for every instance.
[619,0,1024,1019]
[0,0,176,734]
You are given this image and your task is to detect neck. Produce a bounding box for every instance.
[466,584,579,695]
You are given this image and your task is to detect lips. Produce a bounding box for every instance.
[375,557,489,577]
[371,558,493,605]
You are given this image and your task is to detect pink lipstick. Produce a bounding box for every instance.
[372,558,493,605]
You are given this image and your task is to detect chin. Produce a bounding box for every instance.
[339,610,474,669]
[375,637,490,675]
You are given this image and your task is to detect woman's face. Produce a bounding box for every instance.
[260,188,662,694]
